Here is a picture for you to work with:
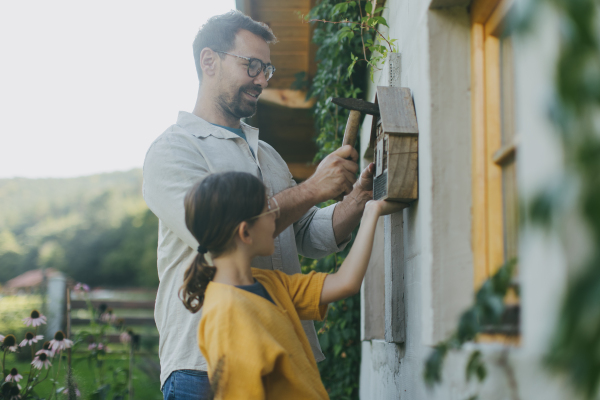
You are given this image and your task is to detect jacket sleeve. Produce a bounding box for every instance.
[274,270,329,321]
[281,170,351,259]
[142,132,210,249]
[198,303,284,400]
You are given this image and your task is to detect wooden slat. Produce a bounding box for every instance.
[484,27,505,279]
[387,136,419,201]
[287,163,317,180]
[485,0,515,37]
[471,0,501,24]
[377,87,418,135]
[70,300,155,310]
[271,38,309,53]
[253,0,310,9]
[492,142,516,165]
[471,21,489,289]
[71,317,156,326]
[266,76,300,90]
[271,53,308,69]
[270,24,310,39]
[255,9,309,25]
[259,89,316,108]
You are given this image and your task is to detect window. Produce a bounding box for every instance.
[471,0,519,337]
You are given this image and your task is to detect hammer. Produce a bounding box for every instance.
[331,97,380,199]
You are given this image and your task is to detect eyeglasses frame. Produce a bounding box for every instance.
[227,197,280,242]
[215,51,276,81]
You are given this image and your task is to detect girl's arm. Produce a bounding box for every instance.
[320,200,407,305]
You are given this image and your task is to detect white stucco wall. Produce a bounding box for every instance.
[358,0,579,398]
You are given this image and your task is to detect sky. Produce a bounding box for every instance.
[0,0,235,179]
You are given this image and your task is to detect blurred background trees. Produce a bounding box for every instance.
[0,170,158,288]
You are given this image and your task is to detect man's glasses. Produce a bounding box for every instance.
[216,51,276,81]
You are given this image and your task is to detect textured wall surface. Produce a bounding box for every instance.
[358,1,578,399]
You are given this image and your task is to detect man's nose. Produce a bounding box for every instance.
[253,71,268,88]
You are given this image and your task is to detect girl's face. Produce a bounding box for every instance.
[248,198,277,257]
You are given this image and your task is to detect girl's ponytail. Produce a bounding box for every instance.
[180,252,217,313]
[179,172,267,313]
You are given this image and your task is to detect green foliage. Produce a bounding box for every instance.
[423,260,517,387]
[301,236,360,400]
[521,0,600,398]
[306,0,398,162]
[0,170,159,288]
[306,0,369,162]
[298,1,389,397]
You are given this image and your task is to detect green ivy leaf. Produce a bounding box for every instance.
[466,351,487,382]
[374,16,388,27]
[365,2,373,14]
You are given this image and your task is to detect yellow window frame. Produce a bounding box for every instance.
[471,0,516,289]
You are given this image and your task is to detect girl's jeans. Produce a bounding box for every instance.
[162,369,210,400]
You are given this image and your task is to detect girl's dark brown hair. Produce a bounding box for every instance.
[179,171,266,313]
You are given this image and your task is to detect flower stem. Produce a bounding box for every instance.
[2,349,6,380]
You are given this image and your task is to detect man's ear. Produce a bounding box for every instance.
[200,48,219,78]
[237,222,253,245]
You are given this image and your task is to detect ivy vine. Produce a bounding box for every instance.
[297,0,393,398]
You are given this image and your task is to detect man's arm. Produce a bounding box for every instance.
[272,145,360,238]
[143,134,210,249]
[330,162,374,243]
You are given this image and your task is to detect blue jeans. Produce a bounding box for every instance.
[162,370,210,400]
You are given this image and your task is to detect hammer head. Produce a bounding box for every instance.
[332,97,380,116]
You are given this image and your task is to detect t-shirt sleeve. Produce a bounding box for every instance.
[198,301,284,400]
[274,270,329,321]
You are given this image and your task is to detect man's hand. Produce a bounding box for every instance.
[355,162,374,192]
[302,145,358,204]
[303,145,359,203]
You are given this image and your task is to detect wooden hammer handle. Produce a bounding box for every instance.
[342,110,361,147]
[334,110,362,201]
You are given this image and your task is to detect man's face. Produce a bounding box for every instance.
[215,30,270,120]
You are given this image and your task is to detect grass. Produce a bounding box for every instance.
[4,349,162,400]
[1,294,162,399]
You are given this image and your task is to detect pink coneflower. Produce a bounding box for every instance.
[49,331,73,352]
[36,341,55,358]
[119,331,131,344]
[31,352,52,370]
[5,368,23,383]
[23,310,46,327]
[2,334,18,352]
[62,386,81,397]
[87,342,106,351]
[73,282,90,293]
[19,332,43,347]
[4,383,21,400]
[100,308,116,323]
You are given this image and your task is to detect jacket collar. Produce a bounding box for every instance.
[176,111,260,155]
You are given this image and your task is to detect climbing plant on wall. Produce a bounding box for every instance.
[300,0,393,398]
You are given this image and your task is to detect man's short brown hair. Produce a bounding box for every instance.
[193,11,277,82]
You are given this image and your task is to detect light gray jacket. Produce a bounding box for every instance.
[142,111,350,387]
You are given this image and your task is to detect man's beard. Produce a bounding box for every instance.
[217,84,262,120]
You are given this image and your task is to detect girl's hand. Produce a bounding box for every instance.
[365,199,408,216]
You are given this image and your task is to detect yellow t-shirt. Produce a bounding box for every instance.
[198,268,330,400]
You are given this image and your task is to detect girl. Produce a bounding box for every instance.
[180,171,404,400]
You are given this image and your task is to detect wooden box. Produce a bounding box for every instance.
[371,86,419,202]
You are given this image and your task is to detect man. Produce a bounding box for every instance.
[143,10,374,400]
